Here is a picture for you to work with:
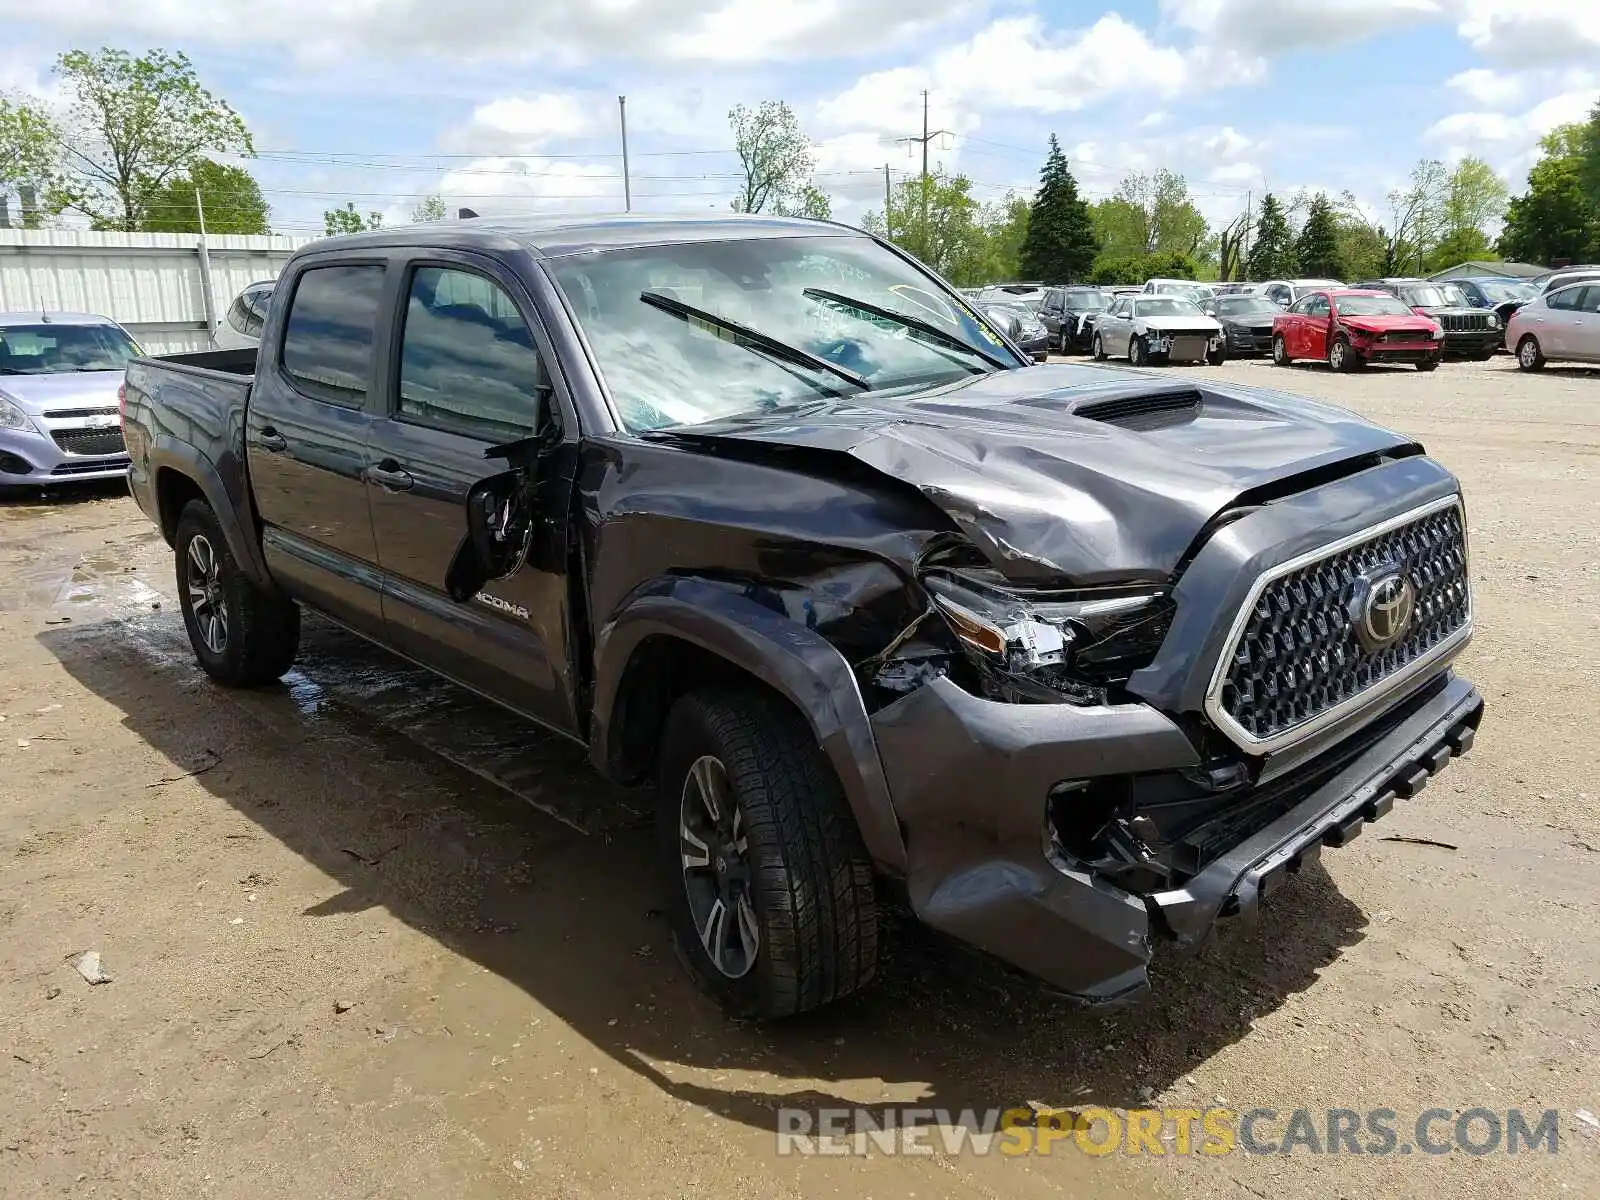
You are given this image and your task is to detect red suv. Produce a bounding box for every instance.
[1272,289,1444,372]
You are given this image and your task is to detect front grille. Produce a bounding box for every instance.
[1209,500,1470,751]
[1440,312,1488,332]
[1385,330,1426,343]
[51,428,126,457]
[45,406,119,420]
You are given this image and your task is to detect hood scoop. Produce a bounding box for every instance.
[1073,387,1203,430]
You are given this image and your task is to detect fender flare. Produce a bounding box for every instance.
[146,438,275,589]
[590,577,907,875]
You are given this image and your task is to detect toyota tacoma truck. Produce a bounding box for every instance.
[120,214,1483,1019]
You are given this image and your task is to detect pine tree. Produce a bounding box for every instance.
[1295,193,1343,278]
[1246,193,1298,280]
[1018,135,1099,282]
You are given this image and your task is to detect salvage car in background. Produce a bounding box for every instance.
[1450,276,1534,349]
[1272,289,1443,372]
[213,280,276,350]
[0,312,139,489]
[1039,285,1114,353]
[1253,278,1345,308]
[1204,293,1284,358]
[981,302,1050,361]
[118,213,1482,1018]
[1353,278,1499,359]
[1507,281,1600,370]
[1092,293,1224,365]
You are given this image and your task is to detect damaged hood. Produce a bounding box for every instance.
[660,363,1419,585]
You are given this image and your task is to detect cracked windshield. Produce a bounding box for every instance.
[548,235,1012,431]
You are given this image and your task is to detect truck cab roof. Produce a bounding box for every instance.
[320,212,854,261]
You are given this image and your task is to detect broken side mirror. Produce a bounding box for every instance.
[445,433,542,603]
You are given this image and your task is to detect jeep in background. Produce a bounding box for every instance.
[1353,279,1501,359]
[120,214,1483,1019]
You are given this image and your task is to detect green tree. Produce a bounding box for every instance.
[1295,192,1342,278]
[773,183,831,220]
[1499,123,1599,264]
[48,48,254,231]
[1088,196,1148,258]
[141,158,268,234]
[324,202,382,236]
[978,194,1030,282]
[862,170,987,283]
[1017,135,1098,282]
[0,95,60,226]
[1333,206,1389,280]
[728,100,816,215]
[1442,156,1508,245]
[1086,250,1199,286]
[411,194,446,223]
[1425,226,1494,273]
[1577,99,1600,213]
[1246,193,1297,279]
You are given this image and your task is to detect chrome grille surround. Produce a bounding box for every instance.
[1204,495,1472,755]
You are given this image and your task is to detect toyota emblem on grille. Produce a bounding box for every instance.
[1355,568,1416,651]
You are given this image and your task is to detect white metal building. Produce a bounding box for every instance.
[0,229,320,354]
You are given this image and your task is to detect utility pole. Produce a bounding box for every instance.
[194,188,218,336]
[883,164,893,239]
[896,90,950,244]
[1243,189,1253,276]
[618,95,632,212]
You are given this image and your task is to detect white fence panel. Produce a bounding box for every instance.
[0,230,320,354]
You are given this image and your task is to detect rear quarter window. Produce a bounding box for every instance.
[281,264,386,405]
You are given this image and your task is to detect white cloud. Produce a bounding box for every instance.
[1446,68,1525,107]
[1426,87,1597,179]
[817,15,1191,137]
[1204,126,1257,162]
[0,0,967,64]
[446,93,602,153]
[1161,0,1441,53]
[1139,111,1170,129]
[434,157,625,215]
[1453,0,1600,67]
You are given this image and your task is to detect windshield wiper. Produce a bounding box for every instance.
[639,290,869,393]
[802,287,1015,372]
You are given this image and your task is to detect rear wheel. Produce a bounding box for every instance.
[174,500,299,686]
[1516,335,1546,371]
[658,687,878,1019]
[1272,334,1292,366]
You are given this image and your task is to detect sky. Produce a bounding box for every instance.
[0,0,1597,237]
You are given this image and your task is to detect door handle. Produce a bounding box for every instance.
[367,459,414,491]
[257,427,287,453]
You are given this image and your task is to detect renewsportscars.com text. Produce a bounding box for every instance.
[775,1106,1564,1157]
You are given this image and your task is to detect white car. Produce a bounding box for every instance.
[1507,280,1600,370]
[1142,278,1215,304]
[1091,294,1224,366]
[212,280,276,350]
[1251,278,1344,308]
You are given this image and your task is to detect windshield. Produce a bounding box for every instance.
[1063,288,1111,310]
[1216,296,1281,316]
[0,322,140,374]
[1437,283,1469,306]
[1476,280,1534,303]
[1134,297,1203,317]
[1155,283,1210,302]
[548,235,1018,432]
[1336,295,1417,317]
[1398,285,1450,307]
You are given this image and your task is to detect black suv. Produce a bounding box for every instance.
[121,215,1482,1019]
[1038,286,1116,353]
[1354,278,1500,359]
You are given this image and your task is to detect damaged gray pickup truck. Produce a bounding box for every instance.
[120,214,1483,1019]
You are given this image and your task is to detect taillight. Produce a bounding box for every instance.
[118,382,126,424]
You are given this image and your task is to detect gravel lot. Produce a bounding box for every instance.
[1,355,1596,1199]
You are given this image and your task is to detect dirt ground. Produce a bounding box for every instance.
[1,355,1596,1199]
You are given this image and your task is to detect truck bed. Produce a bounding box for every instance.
[149,347,257,378]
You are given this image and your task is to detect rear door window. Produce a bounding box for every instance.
[281,264,386,406]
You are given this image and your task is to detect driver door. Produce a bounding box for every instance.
[1303,294,1332,359]
[363,256,582,735]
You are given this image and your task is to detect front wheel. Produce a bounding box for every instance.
[1516,335,1546,371]
[1092,332,1106,361]
[1417,358,1439,372]
[1129,336,1148,367]
[658,688,878,1019]
[1272,334,1292,366]
[1206,345,1227,366]
[1328,336,1355,373]
[174,500,300,687]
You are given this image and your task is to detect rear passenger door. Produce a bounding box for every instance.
[363,257,581,735]
[246,259,387,636]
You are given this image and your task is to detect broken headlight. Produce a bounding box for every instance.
[922,568,1175,704]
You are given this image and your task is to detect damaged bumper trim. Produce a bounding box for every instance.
[872,669,1482,1008]
[1152,671,1483,945]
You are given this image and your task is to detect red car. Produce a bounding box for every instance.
[1272,289,1444,372]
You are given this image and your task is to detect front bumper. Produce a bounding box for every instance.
[1356,342,1442,365]
[1224,326,1275,354]
[1441,330,1500,357]
[0,421,130,485]
[871,669,1482,1006]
